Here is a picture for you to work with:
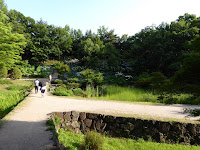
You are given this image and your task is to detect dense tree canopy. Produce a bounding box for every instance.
[1,0,200,93]
[0,1,26,67]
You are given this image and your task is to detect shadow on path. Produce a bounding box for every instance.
[0,120,55,150]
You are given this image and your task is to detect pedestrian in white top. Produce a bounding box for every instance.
[49,74,52,86]
[34,79,39,94]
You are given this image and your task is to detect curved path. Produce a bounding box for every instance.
[0,90,200,150]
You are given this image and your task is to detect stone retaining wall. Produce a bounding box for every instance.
[52,111,200,145]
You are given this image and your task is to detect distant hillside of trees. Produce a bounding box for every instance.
[0,0,199,88]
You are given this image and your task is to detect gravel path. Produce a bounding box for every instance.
[0,90,200,150]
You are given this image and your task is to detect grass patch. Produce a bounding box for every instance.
[96,85,194,104]
[58,128,84,149]
[0,79,13,84]
[6,85,27,91]
[97,85,158,103]
[56,130,200,150]
[0,79,34,119]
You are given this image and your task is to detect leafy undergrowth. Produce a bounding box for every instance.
[57,130,200,150]
[0,79,34,119]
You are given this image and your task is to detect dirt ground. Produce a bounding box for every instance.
[0,89,200,150]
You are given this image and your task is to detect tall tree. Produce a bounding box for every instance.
[0,0,26,67]
[97,26,119,44]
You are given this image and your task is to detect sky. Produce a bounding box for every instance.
[4,0,200,36]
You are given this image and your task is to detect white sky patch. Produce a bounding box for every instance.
[107,0,200,36]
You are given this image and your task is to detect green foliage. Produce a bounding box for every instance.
[0,92,25,118]
[173,57,200,83]
[16,60,35,77]
[46,119,54,126]
[65,82,78,89]
[149,72,167,89]
[0,2,26,67]
[0,80,33,119]
[183,108,200,117]
[172,56,200,94]
[101,43,119,71]
[98,85,158,103]
[138,72,150,80]
[0,79,12,84]
[10,67,22,79]
[86,85,96,98]
[32,65,53,78]
[53,87,73,96]
[72,88,85,96]
[6,85,26,91]
[66,78,80,89]
[0,66,7,78]
[81,69,103,87]
[55,129,200,150]
[67,78,79,83]
[58,129,84,149]
[54,79,63,85]
[54,62,70,74]
[84,131,104,150]
[43,60,60,66]
[135,72,167,90]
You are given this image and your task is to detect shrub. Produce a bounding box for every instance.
[0,66,7,78]
[16,60,35,77]
[72,88,85,96]
[81,69,103,87]
[54,79,64,85]
[10,67,22,79]
[84,131,104,150]
[67,78,79,83]
[138,72,150,80]
[53,87,73,96]
[135,72,167,90]
[66,78,80,89]
[54,62,70,74]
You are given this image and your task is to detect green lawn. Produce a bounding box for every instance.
[0,79,34,119]
[57,129,200,150]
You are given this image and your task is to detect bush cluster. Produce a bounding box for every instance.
[53,87,85,97]
[135,72,168,90]
[10,67,22,79]
[0,66,7,78]
[81,69,103,87]
[84,131,104,150]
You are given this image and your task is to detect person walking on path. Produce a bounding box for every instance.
[40,81,47,97]
[49,74,52,87]
[41,86,46,97]
[34,79,39,94]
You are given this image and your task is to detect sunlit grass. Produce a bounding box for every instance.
[95,85,193,105]
[57,130,200,150]
[97,85,158,103]
[0,79,34,119]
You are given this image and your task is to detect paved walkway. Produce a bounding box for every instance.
[0,90,200,150]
